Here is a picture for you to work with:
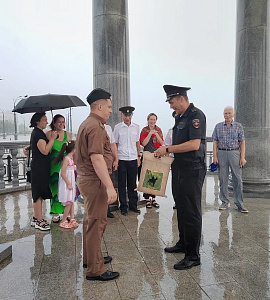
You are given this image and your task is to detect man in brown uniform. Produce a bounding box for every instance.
[75,88,119,281]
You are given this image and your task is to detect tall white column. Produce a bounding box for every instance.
[235,0,270,196]
[92,0,130,127]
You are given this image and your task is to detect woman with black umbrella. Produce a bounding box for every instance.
[30,112,57,230]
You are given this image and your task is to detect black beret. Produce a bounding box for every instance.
[163,85,191,102]
[86,88,111,105]
[119,106,135,116]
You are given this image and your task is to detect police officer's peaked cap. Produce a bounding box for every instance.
[86,88,111,105]
[163,85,191,102]
[119,106,135,116]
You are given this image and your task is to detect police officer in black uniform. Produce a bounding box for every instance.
[154,85,206,270]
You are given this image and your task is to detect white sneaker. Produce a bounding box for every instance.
[35,219,50,231]
[31,216,38,227]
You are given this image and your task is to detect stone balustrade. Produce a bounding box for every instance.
[0,138,214,193]
[0,141,29,190]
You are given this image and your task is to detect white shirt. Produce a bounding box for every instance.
[114,122,140,160]
[164,128,174,157]
[104,124,115,144]
[164,128,173,146]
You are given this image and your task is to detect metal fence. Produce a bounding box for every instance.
[0,141,29,189]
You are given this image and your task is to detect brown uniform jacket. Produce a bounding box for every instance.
[75,113,113,180]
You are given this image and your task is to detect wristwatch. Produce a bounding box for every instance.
[166,146,170,153]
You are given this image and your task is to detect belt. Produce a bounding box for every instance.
[218,148,239,151]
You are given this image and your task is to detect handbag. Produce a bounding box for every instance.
[26,146,31,183]
[137,151,174,197]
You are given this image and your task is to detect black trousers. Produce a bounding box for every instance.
[175,166,206,260]
[171,160,178,203]
[118,159,138,211]
[137,154,155,200]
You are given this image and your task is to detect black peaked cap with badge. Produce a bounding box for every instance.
[86,88,111,105]
[119,106,135,116]
[163,85,191,102]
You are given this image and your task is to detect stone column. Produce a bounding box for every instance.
[92,0,130,127]
[235,0,270,196]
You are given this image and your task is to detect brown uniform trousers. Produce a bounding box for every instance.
[77,176,108,277]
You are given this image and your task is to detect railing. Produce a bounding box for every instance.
[0,138,215,191]
[205,137,214,170]
[0,141,29,189]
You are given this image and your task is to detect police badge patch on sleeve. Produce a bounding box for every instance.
[192,119,200,128]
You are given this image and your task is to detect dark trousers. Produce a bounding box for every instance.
[175,166,206,260]
[118,159,138,211]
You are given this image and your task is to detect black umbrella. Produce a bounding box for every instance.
[12,94,86,114]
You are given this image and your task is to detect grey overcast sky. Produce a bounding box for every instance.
[0,0,236,136]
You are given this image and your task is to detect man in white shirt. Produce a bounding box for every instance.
[105,124,119,218]
[164,111,177,209]
[105,124,119,172]
[114,106,141,215]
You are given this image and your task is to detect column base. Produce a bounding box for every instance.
[229,178,270,198]
[243,180,270,198]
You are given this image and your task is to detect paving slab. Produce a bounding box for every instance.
[0,177,270,300]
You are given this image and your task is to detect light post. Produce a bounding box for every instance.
[66,112,70,132]
[23,118,26,136]
[13,107,18,140]
[69,107,72,134]
[18,115,26,136]
[0,109,6,139]
[0,80,5,139]
[13,96,23,140]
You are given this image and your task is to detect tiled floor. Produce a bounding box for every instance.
[0,174,270,300]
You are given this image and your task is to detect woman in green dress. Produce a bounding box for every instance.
[46,114,71,222]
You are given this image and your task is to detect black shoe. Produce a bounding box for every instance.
[83,256,113,268]
[129,207,140,213]
[86,270,119,281]
[121,210,128,216]
[164,245,185,253]
[174,258,200,270]
[104,256,112,264]
[107,211,114,218]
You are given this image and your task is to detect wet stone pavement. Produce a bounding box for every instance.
[0,173,270,300]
